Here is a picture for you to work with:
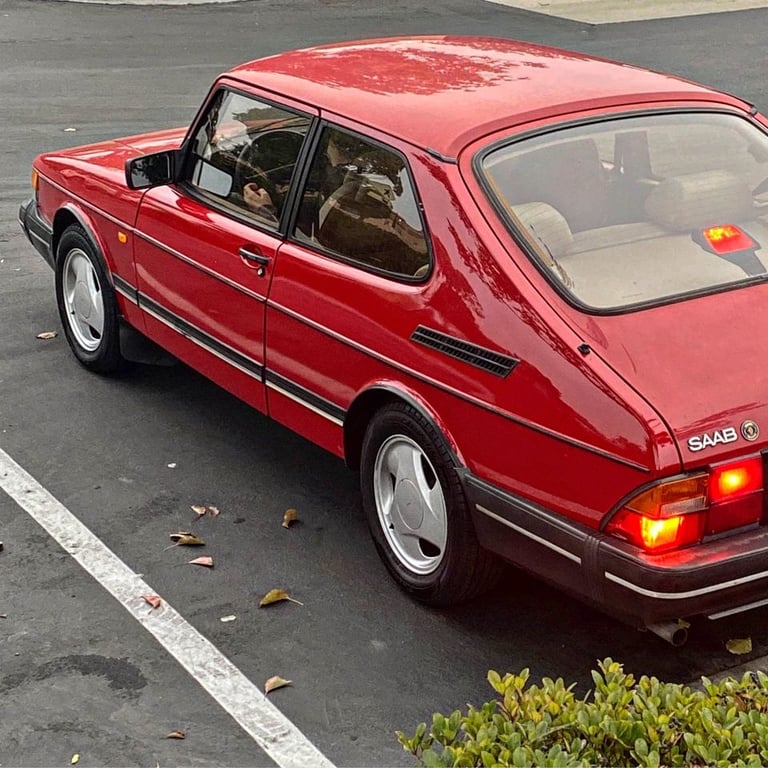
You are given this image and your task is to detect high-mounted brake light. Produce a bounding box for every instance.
[606,456,764,553]
[701,225,756,255]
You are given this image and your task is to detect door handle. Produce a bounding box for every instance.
[239,246,270,276]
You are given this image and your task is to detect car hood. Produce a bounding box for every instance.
[565,282,768,467]
[36,128,188,223]
[114,126,188,154]
[40,127,187,175]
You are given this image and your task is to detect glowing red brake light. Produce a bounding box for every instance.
[606,456,764,553]
[710,456,762,502]
[639,515,682,550]
[702,225,756,254]
[607,475,707,552]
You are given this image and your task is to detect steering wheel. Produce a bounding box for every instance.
[235,130,305,209]
[235,146,279,206]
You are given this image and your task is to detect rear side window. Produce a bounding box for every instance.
[479,112,768,310]
[187,89,311,227]
[292,127,430,279]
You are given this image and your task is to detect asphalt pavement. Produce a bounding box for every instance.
[4,1,768,766]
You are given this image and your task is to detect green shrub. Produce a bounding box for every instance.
[397,658,768,767]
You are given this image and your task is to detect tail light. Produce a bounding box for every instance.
[605,456,763,553]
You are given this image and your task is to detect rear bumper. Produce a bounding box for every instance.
[465,472,768,627]
[19,197,54,269]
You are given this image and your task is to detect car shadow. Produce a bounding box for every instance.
[435,566,768,691]
[111,360,768,694]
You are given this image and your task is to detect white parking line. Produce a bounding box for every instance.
[0,446,335,768]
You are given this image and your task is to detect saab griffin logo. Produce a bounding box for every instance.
[687,420,759,452]
[742,420,760,442]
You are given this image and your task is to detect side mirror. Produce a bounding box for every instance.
[125,150,178,190]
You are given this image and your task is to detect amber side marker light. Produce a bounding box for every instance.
[702,224,756,255]
[31,169,39,192]
[606,456,764,553]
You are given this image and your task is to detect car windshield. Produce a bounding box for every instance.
[479,112,768,310]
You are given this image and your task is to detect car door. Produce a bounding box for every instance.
[133,85,317,412]
[265,122,432,455]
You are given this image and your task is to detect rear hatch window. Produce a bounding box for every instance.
[478,112,768,310]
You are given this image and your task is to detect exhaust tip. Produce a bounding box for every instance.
[646,620,689,647]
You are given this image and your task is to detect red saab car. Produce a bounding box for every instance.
[20,36,768,644]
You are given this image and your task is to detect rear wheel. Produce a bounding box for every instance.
[360,402,501,605]
[55,225,123,373]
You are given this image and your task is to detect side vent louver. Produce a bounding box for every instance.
[411,326,518,378]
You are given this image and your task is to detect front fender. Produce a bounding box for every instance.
[52,203,113,276]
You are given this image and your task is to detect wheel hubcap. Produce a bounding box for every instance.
[62,248,105,352]
[373,435,447,575]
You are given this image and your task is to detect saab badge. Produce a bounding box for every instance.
[742,420,760,442]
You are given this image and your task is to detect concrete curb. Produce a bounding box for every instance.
[52,0,768,19]
[489,0,768,23]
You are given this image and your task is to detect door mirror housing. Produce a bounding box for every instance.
[125,149,179,190]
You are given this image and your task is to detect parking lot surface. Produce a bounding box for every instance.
[3,0,768,765]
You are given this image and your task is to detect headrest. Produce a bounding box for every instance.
[644,170,754,231]
[512,202,574,259]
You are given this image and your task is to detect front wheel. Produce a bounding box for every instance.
[360,402,501,605]
[55,224,123,373]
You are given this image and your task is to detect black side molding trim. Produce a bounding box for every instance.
[112,274,139,305]
[139,294,264,379]
[265,370,346,424]
[411,326,519,377]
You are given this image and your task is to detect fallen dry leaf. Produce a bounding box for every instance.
[258,588,303,607]
[36,331,57,340]
[726,637,753,655]
[164,532,205,550]
[264,675,292,694]
[188,556,214,568]
[282,508,299,529]
[220,615,237,623]
[165,730,186,740]
[191,505,220,518]
[71,754,80,765]
[141,594,162,610]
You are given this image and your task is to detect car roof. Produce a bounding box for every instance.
[227,36,746,158]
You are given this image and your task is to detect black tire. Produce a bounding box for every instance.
[360,402,502,606]
[55,224,123,374]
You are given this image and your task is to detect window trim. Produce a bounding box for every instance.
[472,105,768,316]
[285,120,434,284]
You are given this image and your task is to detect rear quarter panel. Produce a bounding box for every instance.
[410,153,678,527]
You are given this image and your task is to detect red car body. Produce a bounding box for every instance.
[20,36,768,642]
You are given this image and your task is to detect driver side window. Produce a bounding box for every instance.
[187,89,310,227]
